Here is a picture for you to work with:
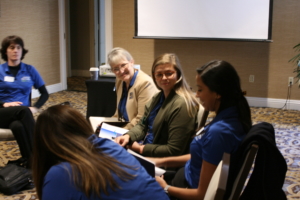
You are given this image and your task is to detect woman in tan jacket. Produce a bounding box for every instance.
[108,47,158,130]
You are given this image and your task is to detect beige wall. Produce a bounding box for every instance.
[0,0,60,86]
[112,0,300,100]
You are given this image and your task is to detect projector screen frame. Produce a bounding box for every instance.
[134,0,273,42]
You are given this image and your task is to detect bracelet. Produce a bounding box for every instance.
[164,185,171,194]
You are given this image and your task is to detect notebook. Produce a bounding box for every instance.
[127,149,165,177]
[94,120,166,177]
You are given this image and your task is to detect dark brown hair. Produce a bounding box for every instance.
[197,60,252,132]
[0,35,28,61]
[32,105,134,198]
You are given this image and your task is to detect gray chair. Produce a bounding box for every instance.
[204,152,230,200]
[0,128,14,141]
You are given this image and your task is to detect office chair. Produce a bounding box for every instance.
[204,144,258,200]
[227,144,258,199]
[224,122,287,200]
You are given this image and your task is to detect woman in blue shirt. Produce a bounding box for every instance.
[152,60,252,199]
[0,35,48,110]
[32,105,169,200]
[0,35,49,164]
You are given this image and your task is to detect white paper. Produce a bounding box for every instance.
[99,123,128,140]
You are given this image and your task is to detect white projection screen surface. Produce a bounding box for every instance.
[135,0,273,41]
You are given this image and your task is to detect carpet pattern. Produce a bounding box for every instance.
[66,76,89,92]
[0,77,299,199]
[0,90,87,200]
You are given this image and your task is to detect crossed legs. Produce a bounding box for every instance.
[0,106,35,160]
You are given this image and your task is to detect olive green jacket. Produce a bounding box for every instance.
[127,90,198,157]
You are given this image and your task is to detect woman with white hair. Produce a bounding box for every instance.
[107,47,158,130]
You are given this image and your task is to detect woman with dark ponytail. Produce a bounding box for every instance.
[152,60,252,199]
[196,60,252,133]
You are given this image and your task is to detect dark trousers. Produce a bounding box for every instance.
[164,167,191,200]
[170,167,191,188]
[0,106,35,160]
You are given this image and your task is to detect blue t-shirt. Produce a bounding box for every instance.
[118,71,138,121]
[0,62,45,106]
[42,135,169,200]
[185,106,246,188]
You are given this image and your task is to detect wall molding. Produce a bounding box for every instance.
[32,86,300,111]
[59,0,67,90]
[246,96,300,110]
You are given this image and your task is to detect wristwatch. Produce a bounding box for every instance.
[164,185,171,194]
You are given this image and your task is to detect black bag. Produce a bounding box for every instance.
[0,163,33,195]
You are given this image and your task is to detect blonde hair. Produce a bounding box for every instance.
[152,53,199,116]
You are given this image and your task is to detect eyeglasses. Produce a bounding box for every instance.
[154,70,176,79]
[112,63,129,73]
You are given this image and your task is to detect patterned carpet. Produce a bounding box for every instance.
[0,77,299,199]
[66,76,89,92]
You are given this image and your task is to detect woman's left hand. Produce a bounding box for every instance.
[129,142,145,154]
[155,175,167,189]
[3,102,22,107]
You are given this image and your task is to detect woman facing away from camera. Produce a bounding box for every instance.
[107,47,158,130]
[0,35,49,164]
[115,53,199,156]
[32,105,169,200]
[152,60,252,199]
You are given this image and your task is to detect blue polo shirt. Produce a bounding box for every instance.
[42,135,169,200]
[0,62,45,106]
[118,70,138,121]
[184,106,246,188]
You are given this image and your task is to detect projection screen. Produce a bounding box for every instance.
[135,0,273,41]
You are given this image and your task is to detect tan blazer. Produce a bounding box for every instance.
[113,69,159,130]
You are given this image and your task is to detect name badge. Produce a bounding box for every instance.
[129,92,133,99]
[4,76,15,82]
[21,76,31,82]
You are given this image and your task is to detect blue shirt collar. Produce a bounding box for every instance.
[209,106,238,125]
[3,62,25,73]
[129,70,138,88]
[121,70,138,90]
